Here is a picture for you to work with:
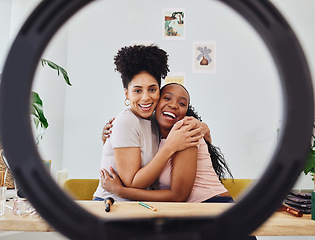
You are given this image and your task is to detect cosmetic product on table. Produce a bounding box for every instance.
[105,197,115,212]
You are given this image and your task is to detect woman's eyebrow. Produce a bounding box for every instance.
[163,92,188,102]
[179,96,188,102]
[163,92,174,96]
[133,84,158,88]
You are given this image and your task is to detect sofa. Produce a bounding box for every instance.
[63,178,255,201]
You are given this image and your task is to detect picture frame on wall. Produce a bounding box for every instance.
[162,8,186,40]
[164,72,186,86]
[192,41,216,73]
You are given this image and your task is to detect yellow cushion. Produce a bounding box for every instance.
[63,178,255,201]
[63,179,99,200]
[222,179,255,200]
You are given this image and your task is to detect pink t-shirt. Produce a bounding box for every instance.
[158,138,228,203]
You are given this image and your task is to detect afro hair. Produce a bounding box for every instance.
[114,45,169,88]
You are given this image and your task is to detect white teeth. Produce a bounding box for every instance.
[163,111,176,119]
[140,104,152,108]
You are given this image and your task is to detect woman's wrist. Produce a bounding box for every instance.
[116,186,127,198]
[160,142,176,158]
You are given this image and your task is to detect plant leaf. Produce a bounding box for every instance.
[47,61,58,70]
[60,68,71,86]
[32,91,43,106]
[41,58,72,86]
[303,149,315,175]
[30,91,49,129]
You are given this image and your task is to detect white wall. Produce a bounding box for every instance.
[62,0,280,181]
[265,0,315,189]
[0,0,12,71]
[1,0,315,186]
[62,0,315,189]
[33,27,68,177]
[0,0,68,177]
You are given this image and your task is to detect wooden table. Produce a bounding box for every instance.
[1,200,315,236]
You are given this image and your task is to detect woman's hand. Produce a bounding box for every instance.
[164,116,203,153]
[199,122,211,143]
[174,117,212,143]
[101,118,115,144]
[100,167,123,196]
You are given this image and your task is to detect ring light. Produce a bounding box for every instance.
[0,0,313,239]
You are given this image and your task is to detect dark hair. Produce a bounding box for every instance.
[114,45,169,89]
[186,105,234,182]
[160,83,190,102]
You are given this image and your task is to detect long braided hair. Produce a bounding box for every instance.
[186,105,233,182]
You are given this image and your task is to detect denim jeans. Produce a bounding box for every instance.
[93,197,104,201]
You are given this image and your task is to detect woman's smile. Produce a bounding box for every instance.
[162,111,177,120]
[156,84,190,135]
[125,72,160,119]
[139,103,153,111]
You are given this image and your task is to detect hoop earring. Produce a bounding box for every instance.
[124,99,130,106]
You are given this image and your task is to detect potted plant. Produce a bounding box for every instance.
[1,59,70,146]
[0,59,70,194]
[0,59,72,194]
[31,59,71,144]
[302,120,315,184]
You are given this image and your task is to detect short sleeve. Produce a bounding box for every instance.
[110,110,141,148]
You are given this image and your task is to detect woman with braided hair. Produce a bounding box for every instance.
[101,83,234,203]
[93,45,207,201]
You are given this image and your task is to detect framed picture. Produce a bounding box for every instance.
[163,8,185,40]
[193,41,216,73]
[164,72,186,86]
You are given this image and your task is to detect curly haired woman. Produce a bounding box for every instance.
[93,45,207,201]
[100,83,234,203]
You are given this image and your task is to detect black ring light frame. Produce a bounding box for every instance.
[0,0,313,239]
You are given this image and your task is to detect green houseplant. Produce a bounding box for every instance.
[0,59,70,190]
[303,120,315,181]
[31,59,71,144]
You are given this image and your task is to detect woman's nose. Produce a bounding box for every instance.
[169,101,178,109]
[142,91,150,101]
